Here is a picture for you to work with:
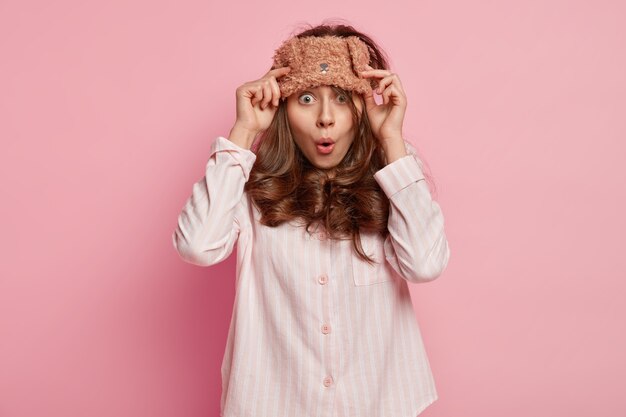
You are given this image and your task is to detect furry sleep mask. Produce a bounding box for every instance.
[271,35,377,99]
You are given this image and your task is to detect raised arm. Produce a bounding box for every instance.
[374,140,451,283]
[172,66,291,266]
[172,135,256,267]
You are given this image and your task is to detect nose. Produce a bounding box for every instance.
[316,98,335,129]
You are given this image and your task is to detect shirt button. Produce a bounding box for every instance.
[323,376,333,387]
[321,323,331,334]
[318,274,328,284]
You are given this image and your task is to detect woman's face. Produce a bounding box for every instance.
[286,85,362,176]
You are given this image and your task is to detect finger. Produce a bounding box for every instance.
[267,66,291,79]
[359,68,392,78]
[260,83,272,109]
[382,85,400,106]
[269,77,281,107]
[362,88,377,111]
[381,83,393,106]
[385,73,404,93]
[393,73,404,90]
[381,85,388,106]
[250,85,263,106]
[375,75,394,94]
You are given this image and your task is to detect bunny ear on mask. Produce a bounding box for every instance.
[346,36,379,91]
[270,37,298,101]
[272,37,300,68]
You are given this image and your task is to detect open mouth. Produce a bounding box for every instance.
[316,142,335,154]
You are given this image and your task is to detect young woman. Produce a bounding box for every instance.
[173,23,451,417]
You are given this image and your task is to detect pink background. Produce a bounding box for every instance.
[1,0,624,416]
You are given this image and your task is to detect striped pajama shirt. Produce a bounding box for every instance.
[172,135,451,417]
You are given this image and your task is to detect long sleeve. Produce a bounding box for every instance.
[373,140,451,283]
[172,136,257,267]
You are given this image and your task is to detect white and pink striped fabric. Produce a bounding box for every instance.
[172,136,451,417]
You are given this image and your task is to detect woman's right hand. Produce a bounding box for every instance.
[232,66,291,138]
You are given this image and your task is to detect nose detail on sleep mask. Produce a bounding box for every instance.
[271,35,376,99]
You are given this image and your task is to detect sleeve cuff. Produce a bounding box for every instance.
[210,136,257,180]
[373,153,426,198]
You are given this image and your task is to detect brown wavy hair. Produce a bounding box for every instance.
[244,21,402,264]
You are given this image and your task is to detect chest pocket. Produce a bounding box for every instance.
[352,232,395,286]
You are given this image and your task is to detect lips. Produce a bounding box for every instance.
[314,137,335,154]
[315,137,335,145]
[316,143,335,154]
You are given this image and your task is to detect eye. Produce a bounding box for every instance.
[298,93,314,104]
[337,94,348,103]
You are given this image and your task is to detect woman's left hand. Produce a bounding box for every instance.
[359,64,407,144]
